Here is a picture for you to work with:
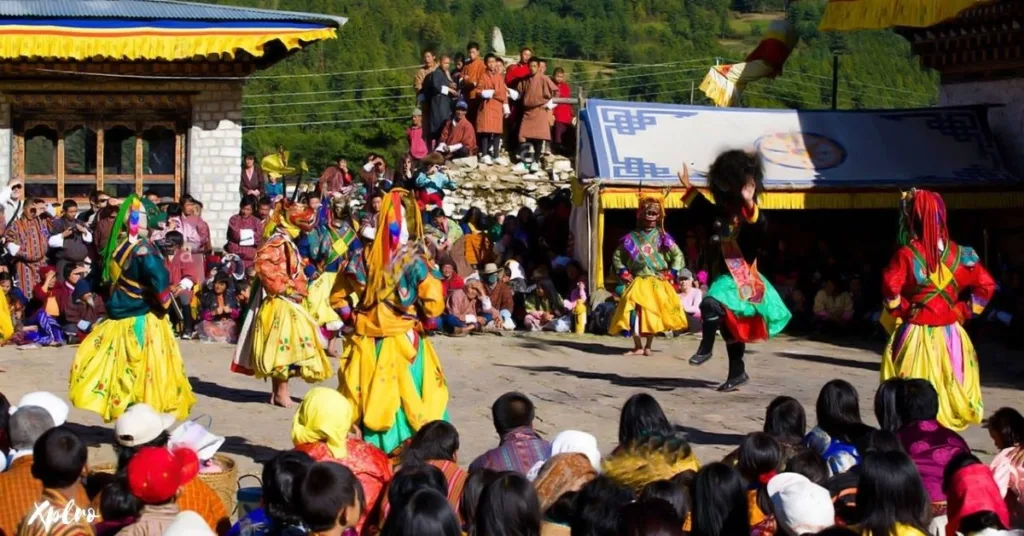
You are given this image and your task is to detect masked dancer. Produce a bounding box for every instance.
[330,188,449,455]
[880,189,994,431]
[609,192,687,356]
[681,152,791,391]
[233,193,333,407]
[69,196,196,421]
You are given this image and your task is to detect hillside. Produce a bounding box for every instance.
[216,0,938,171]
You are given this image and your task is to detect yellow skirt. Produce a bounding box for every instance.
[69,313,196,422]
[881,322,983,431]
[304,271,342,327]
[252,296,333,382]
[610,275,687,336]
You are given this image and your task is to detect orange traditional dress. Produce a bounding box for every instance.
[233,202,332,382]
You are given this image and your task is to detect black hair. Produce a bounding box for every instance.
[669,470,696,515]
[99,476,143,522]
[142,189,158,198]
[814,529,859,536]
[62,199,77,213]
[691,463,749,536]
[544,490,577,524]
[63,263,77,281]
[520,46,533,54]
[763,396,806,445]
[491,392,536,437]
[180,194,200,206]
[874,378,906,433]
[857,429,905,455]
[528,57,541,66]
[258,196,273,207]
[639,480,688,523]
[474,472,541,536]
[114,431,170,474]
[89,189,102,203]
[942,451,983,495]
[570,476,636,536]
[453,53,465,63]
[32,426,88,489]
[484,53,497,62]
[381,488,461,536]
[262,451,315,527]
[430,207,447,219]
[986,407,1024,449]
[299,462,366,532]
[466,41,480,51]
[856,451,930,536]
[162,230,184,249]
[165,202,183,218]
[896,379,939,424]
[240,195,258,211]
[706,150,765,208]
[387,463,448,516]
[618,499,684,536]
[0,392,9,455]
[402,421,460,466]
[553,67,565,76]
[784,449,829,486]
[815,379,874,444]
[0,272,11,282]
[738,432,781,517]
[459,468,500,530]
[618,393,673,448]
[958,512,1009,533]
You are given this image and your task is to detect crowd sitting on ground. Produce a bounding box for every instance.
[1,377,1023,535]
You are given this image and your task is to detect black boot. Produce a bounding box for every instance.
[689,306,720,366]
[717,342,749,392]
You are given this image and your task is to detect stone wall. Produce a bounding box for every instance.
[441,154,573,219]
[188,83,244,249]
[0,92,10,188]
[939,78,1024,177]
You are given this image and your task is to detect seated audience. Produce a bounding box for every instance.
[398,421,467,519]
[119,447,201,535]
[570,476,636,536]
[737,432,782,531]
[381,488,460,536]
[766,473,835,535]
[480,263,515,331]
[987,407,1024,526]
[533,453,598,521]
[379,464,448,530]
[813,278,854,333]
[15,426,92,536]
[874,378,906,433]
[691,463,750,536]
[678,269,703,333]
[474,472,542,536]
[855,451,931,536]
[639,480,689,527]
[291,387,392,533]
[524,279,569,332]
[426,209,464,252]
[944,453,1016,536]
[470,392,551,474]
[227,450,314,536]
[198,272,241,344]
[459,469,500,533]
[804,380,874,476]
[94,476,142,536]
[297,462,364,536]
[618,500,685,536]
[414,154,456,209]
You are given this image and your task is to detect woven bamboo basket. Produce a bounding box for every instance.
[88,454,238,513]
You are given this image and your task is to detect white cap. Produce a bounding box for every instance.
[9,392,69,426]
[163,511,215,536]
[768,473,835,535]
[114,403,176,447]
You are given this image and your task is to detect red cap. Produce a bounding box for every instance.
[126,447,200,504]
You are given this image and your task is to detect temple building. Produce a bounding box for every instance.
[0,0,344,245]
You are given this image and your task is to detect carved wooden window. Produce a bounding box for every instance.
[23,123,58,200]
[63,124,99,202]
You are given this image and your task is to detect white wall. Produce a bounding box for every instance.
[188,84,244,250]
[940,78,1024,177]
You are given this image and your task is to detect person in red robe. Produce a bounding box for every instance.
[516,58,559,169]
[879,189,996,431]
[460,41,487,124]
[552,68,575,156]
[474,54,509,165]
[437,102,477,160]
[225,196,263,270]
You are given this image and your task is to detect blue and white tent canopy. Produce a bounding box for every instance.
[578,99,1019,189]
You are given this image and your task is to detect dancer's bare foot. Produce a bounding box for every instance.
[643,348,652,356]
[271,395,295,408]
[271,379,294,408]
[623,349,645,356]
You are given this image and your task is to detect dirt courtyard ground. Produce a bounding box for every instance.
[1,332,1022,480]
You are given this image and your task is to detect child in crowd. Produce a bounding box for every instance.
[987,407,1024,526]
[198,272,241,344]
[120,447,201,535]
[298,462,365,536]
[228,451,314,536]
[17,426,92,536]
[524,279,569,332]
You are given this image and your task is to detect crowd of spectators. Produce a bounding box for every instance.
[1,378,1023,535]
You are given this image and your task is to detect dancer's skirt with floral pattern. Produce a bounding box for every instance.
[233,295,332,382]
[69,313,196,422]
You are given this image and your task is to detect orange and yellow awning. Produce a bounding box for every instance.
[0,19,336,61]
[819,0,989,31]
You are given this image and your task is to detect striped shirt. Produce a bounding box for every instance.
[15,488,94,536]
[469,427,551,475]
[0,457,90,536]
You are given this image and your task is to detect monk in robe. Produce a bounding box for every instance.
[438,102,477,160]
[460,42,487,124]
[425,56,459,148]
[4,199,49,295]
[517,58,559,165]
[474,54,509,164]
